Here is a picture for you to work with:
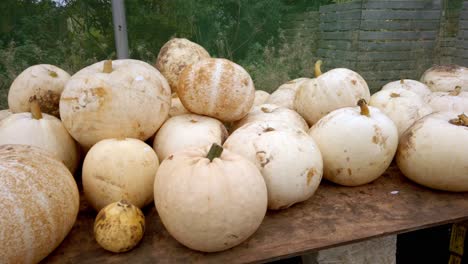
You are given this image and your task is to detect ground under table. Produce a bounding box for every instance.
[42,166,468,263]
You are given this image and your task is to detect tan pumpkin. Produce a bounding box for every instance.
[420,64,468,92]
[169,93,190,117]
[266,78,309,109]
[295,61,371,125]
[369,88,432,137]
[309,100,398,186]
[381,79,432,98]
[8,64,70,117]
[83,138,159,211]
[154,144,267,252]
[60,59,171,150]
[177,58,255,122]
[224,120,323,210]
[253,90,270,107]
[0,144,79,263]
[232,104,309,132]
[155,38,210,92]
[424,86,468,113]
[396,112,468,191]
[0,101,79,173]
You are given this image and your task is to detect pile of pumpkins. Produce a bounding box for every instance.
[1,37,468,263]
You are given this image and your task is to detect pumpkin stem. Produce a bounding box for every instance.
[459,113,468,125]
[103,60,113,73]
[390,92,400,98]
[357,99,370,117]
[206,143,223,162]
[449,86,462,96]
[314,60,323,77]
[400,79,404,84]
[449,113,468,126]
[30,99,43,120]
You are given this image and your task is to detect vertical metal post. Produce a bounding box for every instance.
[111,0,129,59]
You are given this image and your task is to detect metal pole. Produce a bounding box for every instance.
[111,0,129,59]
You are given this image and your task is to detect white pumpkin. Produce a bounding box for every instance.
[420,64,468,92]
[0,101,79,173]
[83,138,159,211]
[177,58,255,122]
[8,64,70,117]
[369,88,432,136]
[153,114,228,161]
[424,87,468,113]
[155,38,210,92]
[232,104,309,132]
[169,93,190,117]
[60,59,171,150]
[266,78,309,109]
[309,100,398,186]
[154,144,267,252]
[0,109,12,121]
[0,144,79,263]
[381,79,432,98]
[253,90,270,107]
[224,121,323,210]
[396,112,468,191]
[295,61,371,125]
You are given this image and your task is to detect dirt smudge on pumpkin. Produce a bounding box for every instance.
[189,119,198,123]
[307,168,317,185]
[256,151,270,168]
[351,79,357,85]
[168,155,174,160]
[372,125,387,147]
[29,90,61,117]
[336,168,343,175]
[263,127,275,133]
[347,168,352,176]
[91,87,107,97]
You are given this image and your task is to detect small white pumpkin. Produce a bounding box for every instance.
[309,100,398,186]
[154,144,267,252]
[177,58,255,122]
[369,88,432,137]
[396,112,468,191]
[83,138,159,211]
[420,64,468,92]
[155,38,210,92]
[153,114,228,161]
[224,120,323,210]
[266,78,309,109]
[381,79,432,98]
[8,64,70,117]
[0,101,79,173]
[295,61,371,125]
[168,93,190,117]
[424,86,468,113]
[253,90,270,107]
[60,59,171,150]
[232,104,308,132]
[0,109,12,121]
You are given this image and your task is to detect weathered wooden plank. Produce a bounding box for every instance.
[464,1,468,9]
[320,20,361,31]
[359,40,435,51]
[321,31,354,40]
[317,48,358,60]
[319,40,353,50]
[319,2,362,13]
[321,10,362,22]
[360,71,421,82]
[460,11,468,19]
[459,21,468,30]
[363,1,432,9]
[457,30,468,39]
[362,10,440,20]
[360,20,439,31]
[357,59,434,71]
[357,50,434,61]
[359,31,437,40]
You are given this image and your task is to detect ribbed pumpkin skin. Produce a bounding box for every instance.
[0,144,79,264]
[177,58,255,122]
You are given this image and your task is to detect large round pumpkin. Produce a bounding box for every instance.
[0,144,79,263]
[8,64,70,117]
[369,88,432,137]
[266,78,309,109]
[396,112,468,191]
[420,64,468,92]
[155,38,210,92]
[177,58,255,122]
[424,87,468,113]
[295,61,371,125]
[0,101,79,173]
[253,90,270,107]
[224,121,323,210]
[154,144,267,252]
[309,100,398,186]
[0,109,12,121]
[153,114,228,161]
[168,93,190,118]
[59,59,171,150]
[83,138,159,211]
[381,79,432,98]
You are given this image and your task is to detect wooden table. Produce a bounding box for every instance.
[42,166,468,264]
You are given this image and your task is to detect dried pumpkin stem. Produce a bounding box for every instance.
[357,99,370,117]
[459,113,468,125]
[206,143,223,162]
[103,60,113,73]
[449,86,462,96]
[314,60,323,77]
[30,100,43,120]
[400,79,404,84]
